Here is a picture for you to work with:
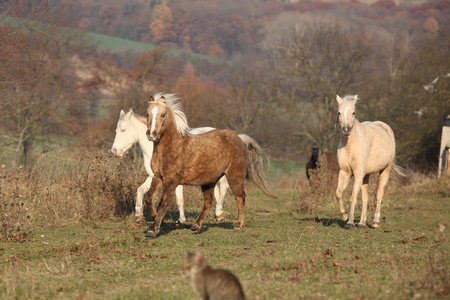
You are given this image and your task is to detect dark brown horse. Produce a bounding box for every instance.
[144,92,277,238]
[306,147,319,181]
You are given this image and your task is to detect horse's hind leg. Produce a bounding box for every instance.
[191,184,215,231]
[336,170,351,223]
[372,166,391,228]
[214,176,228,222]
[227,179,245,233]
[358,175,370,228]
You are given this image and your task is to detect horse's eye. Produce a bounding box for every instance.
[121,129,126,132]
[338,112,341,115]
[353,112,355,115]
[146,113,149,117]
[161,114,165,118]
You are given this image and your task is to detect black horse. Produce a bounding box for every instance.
[306,147,319,181]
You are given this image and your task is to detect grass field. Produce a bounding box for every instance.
[0,143,448,299]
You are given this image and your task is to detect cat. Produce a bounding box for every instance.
[182,251,246,300]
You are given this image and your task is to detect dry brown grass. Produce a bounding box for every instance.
[0,149,146,241]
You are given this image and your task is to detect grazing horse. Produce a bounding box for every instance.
[335,95,408,229]
[144,92,277,237]
[306,147,319,181]
[111,109,229,223]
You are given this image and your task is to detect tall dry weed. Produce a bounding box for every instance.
[300,153,339,215]
[0,147,148,241]
[75,149,143,220]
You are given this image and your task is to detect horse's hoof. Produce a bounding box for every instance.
[233,227,243,233]
[145,230,157,238]
[342,214,349,223]
[191,224,202,231]
[345,223,355,229]
[136,215,144,222]
[371,222,381,228]
[175,220,185,229]
[357,224,366,229]
[215,214,224,222]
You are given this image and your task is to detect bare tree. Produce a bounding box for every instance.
[0,0,85,168]
[261,13,376,153]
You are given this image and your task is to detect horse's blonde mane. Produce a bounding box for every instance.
[150,92,190,136]
[342,95,358,102]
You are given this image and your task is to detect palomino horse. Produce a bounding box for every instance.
[111,109,229,223]
[335,95,408,228]
[144,92,277,237]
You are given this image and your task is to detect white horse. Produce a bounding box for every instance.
[335,95,408,229]
[111,109,229,223]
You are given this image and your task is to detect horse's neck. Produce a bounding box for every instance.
[130,114,154,157]
[339,120,362,149]
[155,123,185,155]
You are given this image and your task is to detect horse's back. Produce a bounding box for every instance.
[361,120,396,172]
[179,129,248,185]
[361,121,395,146]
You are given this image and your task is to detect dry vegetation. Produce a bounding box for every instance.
[0,146,449,299]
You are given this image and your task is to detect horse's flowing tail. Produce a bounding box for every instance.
[238,134,278,199]
[392,164,410,179]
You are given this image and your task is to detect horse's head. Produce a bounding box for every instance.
[111,109,139,157]
[311,147,319,161]
[146,93,189,142]
[146,95,170,143]
[336,95,358,136]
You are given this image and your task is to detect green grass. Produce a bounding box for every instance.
[1,182,448,299]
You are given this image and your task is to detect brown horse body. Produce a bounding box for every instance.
[144,93,276,238]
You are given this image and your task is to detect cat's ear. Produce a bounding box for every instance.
[194,251,204,260]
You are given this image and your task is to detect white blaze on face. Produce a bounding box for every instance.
[150,106,159,135]
[344,106,351,126]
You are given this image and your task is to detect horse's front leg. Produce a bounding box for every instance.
[359,175,370,228]
[144,176,163,220]
[335,170,351,223]
[145,181,177,238]
[347,171,364,229]
[174,185,186,224]
[136,176,152,222]
[191,184,215,231]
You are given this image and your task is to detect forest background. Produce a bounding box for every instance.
[1,0,450,174]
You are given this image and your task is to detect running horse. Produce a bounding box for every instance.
[143,93,277,237]
[110,109,229,224]
[335,95,408,229]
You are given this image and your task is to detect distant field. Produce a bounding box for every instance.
[84,32,221,63]
[0,14,221,64]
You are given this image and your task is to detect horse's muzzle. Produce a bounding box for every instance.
[146,130,157,142]
[111,147,123,157]
[342,126,352,136]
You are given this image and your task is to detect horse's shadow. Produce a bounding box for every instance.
[300,217,346,228]
[141,210,235,237]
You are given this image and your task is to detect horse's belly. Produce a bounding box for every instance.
[180,161,228,186]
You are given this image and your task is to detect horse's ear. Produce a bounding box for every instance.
[353,95,358,103]
[149,95,155,103]
[160,95,165,100]
[336,95,343,105]
[120,110,126,117]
